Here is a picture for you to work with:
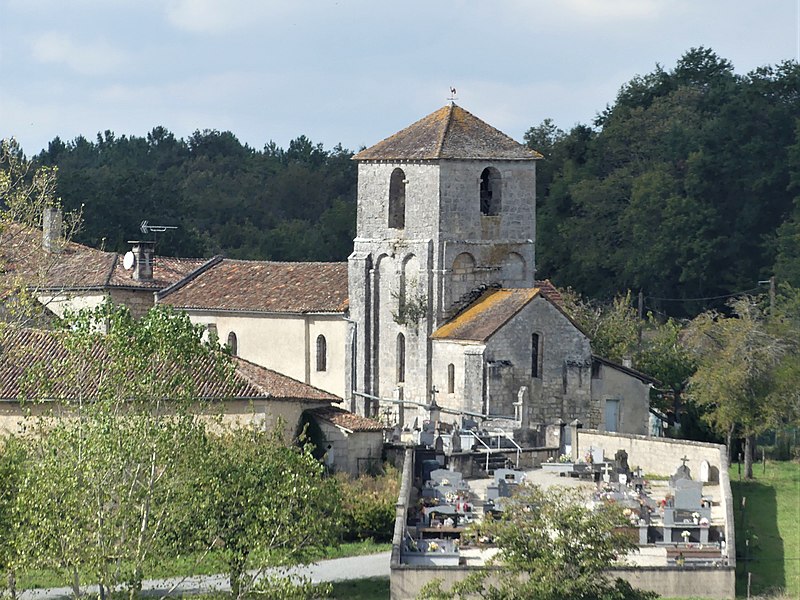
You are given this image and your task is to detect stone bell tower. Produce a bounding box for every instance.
[348,103,541,419]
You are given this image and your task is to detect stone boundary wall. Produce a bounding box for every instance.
[577,429,736,571]
[576,429,725,479]
[390,437,736,599]
[390,446,414,591]
[606,566,735,598]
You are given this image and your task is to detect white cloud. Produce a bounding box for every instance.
[163,0,293,34]
[30,32,126,76]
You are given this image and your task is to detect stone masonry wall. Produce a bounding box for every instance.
[484,296,594,424]
[591,364,651,435]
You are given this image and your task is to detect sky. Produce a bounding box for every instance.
[1,0,798,157]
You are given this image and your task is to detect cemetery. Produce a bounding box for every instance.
[389,425,736,599]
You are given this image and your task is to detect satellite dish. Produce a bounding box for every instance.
[123,251,135,270]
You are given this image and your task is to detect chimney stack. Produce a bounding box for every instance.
[128,240,155,281]
[42,207,63,253]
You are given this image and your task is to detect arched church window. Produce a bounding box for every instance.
[388,168,406,229]
[397,333,406,383]
[447,363,455,394]
[480,167,501,216]
[316,334,327,372]
[227,331,238,356]
[531,333,543,378]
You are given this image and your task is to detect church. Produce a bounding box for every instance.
[345,103,653,436]
[9,103,654,439]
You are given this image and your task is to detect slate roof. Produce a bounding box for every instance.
[0,327,338,404]
[1,222,203,292]
[158,258,349,314]
[353,104,543,162]
[432,288,541,343]
[592,355,659,385]
[308,405,385,432]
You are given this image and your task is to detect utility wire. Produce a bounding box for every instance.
[646,287,763,303]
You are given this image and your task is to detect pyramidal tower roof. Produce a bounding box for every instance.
[353,103,543,161]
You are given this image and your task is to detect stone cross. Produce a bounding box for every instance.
[680,455,690,468]
[602,463,612,483]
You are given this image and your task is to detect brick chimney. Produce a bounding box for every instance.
[128,240,155,281]
[42,207,63,253]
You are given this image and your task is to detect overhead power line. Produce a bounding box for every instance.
[646,286,763,303]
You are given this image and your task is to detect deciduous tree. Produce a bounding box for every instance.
[420,485,656,600]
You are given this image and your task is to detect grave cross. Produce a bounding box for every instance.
[680,455,690,468]
[602,463,613,483]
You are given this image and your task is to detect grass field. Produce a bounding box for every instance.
[730,460,799,598]
[329,576,389,599]
[16,539,391,591]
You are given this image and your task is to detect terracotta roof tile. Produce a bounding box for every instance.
[534,279,564,307]
[1,222,203,291]
[309,406,385,432]
[0,327,337,404]
[354,104,542,162]
[159,259,349,314]
[233,356,340,402]
[432,288,541,342]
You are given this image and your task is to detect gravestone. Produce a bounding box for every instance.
[663,475,711,545]
[669,456,692,487]
[451,424,462,453]
[602,463,613,484]
[699,460,710,483]
[614,449,630,476]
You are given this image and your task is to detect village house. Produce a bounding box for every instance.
[156,257,351,399]
[0,325,381,474]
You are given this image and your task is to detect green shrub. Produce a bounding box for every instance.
[336,465,400,542]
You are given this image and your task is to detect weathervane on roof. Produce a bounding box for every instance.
[449,86,458,103]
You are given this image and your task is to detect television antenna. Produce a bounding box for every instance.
[140,220,177,235]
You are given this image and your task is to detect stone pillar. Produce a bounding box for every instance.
[517,386,530,429]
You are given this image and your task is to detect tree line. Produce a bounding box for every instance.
[527,47,800,317]
[35,130,358,261]
[15,48,799,318]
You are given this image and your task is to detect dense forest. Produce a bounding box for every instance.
[25,48,800,316]
[36,130,358,262]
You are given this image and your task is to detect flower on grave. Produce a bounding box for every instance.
[558,454,571,463]
[681,530,691,542]
[440,478,450,486]
[584,451,594,464]
[427,541,439,552]
[692,511,700,520]
[699,517,710,527]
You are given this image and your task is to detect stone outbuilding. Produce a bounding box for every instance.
[306,406,386,476]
